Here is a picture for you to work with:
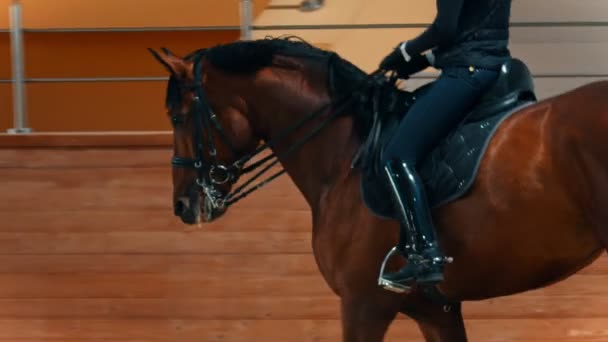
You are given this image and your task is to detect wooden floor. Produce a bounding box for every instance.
[0,134,607,341]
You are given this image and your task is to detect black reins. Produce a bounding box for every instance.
[171,50,386,211]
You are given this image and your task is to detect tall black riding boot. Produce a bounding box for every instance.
[380,159,447,288]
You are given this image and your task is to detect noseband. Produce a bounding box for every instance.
[171,51,384,212]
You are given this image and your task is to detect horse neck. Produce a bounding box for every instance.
[280,116,360,211]
[246,77,361,212]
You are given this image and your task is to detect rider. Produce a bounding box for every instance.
[378,0,513,290]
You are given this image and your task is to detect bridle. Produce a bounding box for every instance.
[171,50,385,214]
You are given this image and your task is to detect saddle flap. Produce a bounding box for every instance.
[356,58,538,219]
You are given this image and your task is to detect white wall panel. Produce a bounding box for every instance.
[254,0,608,99]
[513,0,608,22]
[257,0,608,26]
[253,28,608,75]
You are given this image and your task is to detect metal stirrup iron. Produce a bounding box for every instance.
[377,247,412,294]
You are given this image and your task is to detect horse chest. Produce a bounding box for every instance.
[310,216,357,294]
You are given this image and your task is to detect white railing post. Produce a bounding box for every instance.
[7,0,31,134]
[239,0,253,40]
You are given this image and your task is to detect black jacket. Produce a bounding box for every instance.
[406,0,512,70]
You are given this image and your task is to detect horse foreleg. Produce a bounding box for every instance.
[340,296,400,342]
[403,298,468,342]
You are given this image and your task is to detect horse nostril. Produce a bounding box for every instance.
[174,199,186,216]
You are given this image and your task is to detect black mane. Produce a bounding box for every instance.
[177,36,404,140]
[205,36,333,73]
[203,36,369,89]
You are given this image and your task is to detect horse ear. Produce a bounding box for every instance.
[161,47,174,56]
[148,47,182,75]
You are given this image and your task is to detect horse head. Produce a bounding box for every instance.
[150,37,392,225]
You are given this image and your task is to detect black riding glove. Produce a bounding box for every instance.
[379,42,432,79]
[394,53,432,79]
[379,44,408,71]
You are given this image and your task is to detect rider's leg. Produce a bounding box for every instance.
[380,66,499,289]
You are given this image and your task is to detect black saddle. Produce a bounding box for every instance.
[355,58,537,219]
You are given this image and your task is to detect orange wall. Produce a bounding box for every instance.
[1,30,242,132]
[38,31,241,132]
[0,0,269,29]
[0,33,8,78]
[1,30,239,132]
[0,83,10,131]
[0,1,6,30]
[1,33,10,131]
[24,31,240,79]
[0,0,270,132]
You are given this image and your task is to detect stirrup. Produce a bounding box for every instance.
[377,246,412,294]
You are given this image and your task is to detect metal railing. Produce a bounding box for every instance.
[7,2,29,133]
[3,0,608,133]
[3,0,255,134]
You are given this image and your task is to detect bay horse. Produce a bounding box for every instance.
[149,37,608,341]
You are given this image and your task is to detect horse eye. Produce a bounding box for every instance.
[171,115,183,126]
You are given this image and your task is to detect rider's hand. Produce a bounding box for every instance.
[393,53,432,79]
[379,41,409,71]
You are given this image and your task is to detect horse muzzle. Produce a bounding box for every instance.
[174,192,227,224]
[174,196,202,224]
